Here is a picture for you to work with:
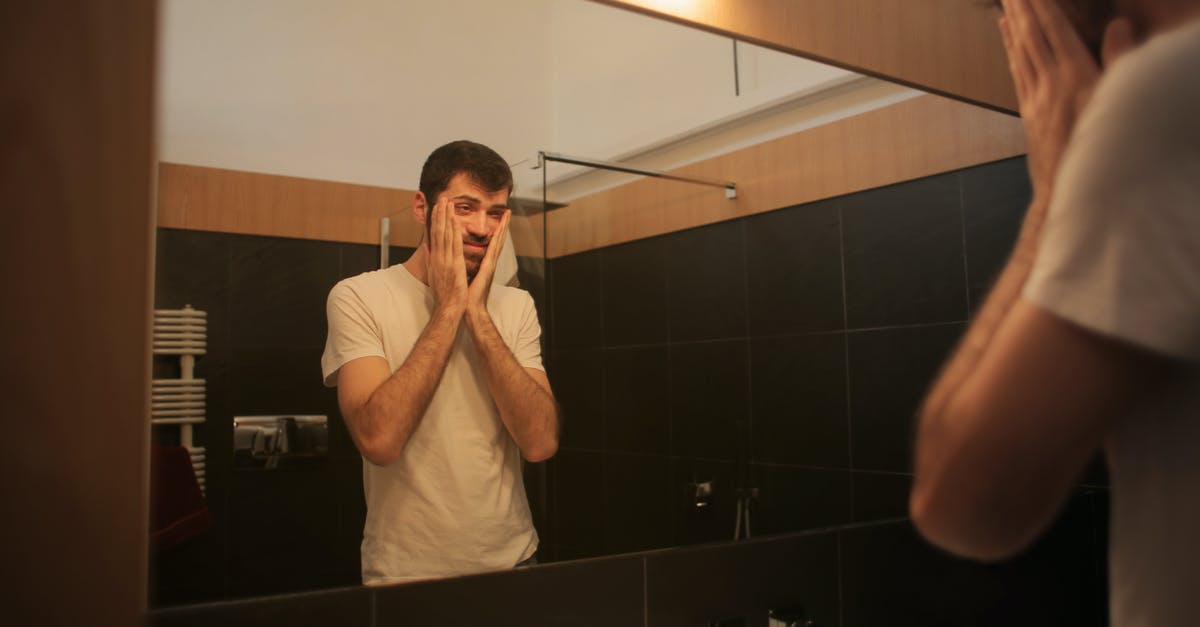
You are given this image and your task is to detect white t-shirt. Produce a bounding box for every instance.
[1024,19,1200,627]
[321,263,543,585]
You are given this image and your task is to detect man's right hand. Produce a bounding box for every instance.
[426,197,468,317]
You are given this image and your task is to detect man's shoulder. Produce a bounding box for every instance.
[1102,19,1200,109]
[328,265,412,310]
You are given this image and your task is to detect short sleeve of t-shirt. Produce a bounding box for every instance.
[1024,26,1200,363]
[511,290,545,372]
[321,280,386,386]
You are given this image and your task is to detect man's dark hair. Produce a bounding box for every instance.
[418,140,513,207]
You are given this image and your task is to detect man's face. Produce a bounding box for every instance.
[425,172,510,280]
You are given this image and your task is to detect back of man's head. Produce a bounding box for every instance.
[418,140,513,206]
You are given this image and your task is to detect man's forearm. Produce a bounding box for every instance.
[465,309,559,462]
[356,306,461,464]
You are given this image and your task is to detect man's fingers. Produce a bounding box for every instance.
[1000,17,1031,104]
[1007,0,1053,73]
[1101,17,1136,68]
[1027,0,1094,66]
[484,211,510,268]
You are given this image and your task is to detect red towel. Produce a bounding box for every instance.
[149,443,212,550]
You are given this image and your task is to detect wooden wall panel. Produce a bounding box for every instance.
[1,1,156,625]
[593,0,1016,113]
[157,162,424,246]
[548,93,1025,257]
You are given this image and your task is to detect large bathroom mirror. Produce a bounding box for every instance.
[150,0,1029,606]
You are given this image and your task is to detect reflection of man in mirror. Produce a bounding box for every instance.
[912,0,1200,624]
[321,140,559,584]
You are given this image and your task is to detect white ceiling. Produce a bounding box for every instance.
[158,0,897,200]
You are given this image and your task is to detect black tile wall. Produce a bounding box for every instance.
[551,250,603,348]
[543,159,1085,564]
[602,238,668,345]
[840,493,1102,627]
[962,158,1031,312]
[851,471,913,522]
[670,340,749,461]
[550,349,605,450]
[745,198,844,335]
[230,236,341,348]
[847,324,964,473]
[552,450,606,557]
[604,345,670,455]
[750,332,848,467]
[664,219,747,341]
[374,554,646,627]
[754,465,852,535]
[645,531,841,627]
[150,586,371,627]
[842,173,967,328]
[151,230,396,607]
[604,452,674,553]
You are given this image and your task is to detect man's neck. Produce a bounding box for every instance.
[402,244,430,286]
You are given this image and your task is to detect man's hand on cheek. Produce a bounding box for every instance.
[427,197,468,316]
[466,210,511,319]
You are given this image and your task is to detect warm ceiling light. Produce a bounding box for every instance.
[644,0,699,12]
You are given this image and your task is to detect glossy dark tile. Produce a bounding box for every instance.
[374,553,645,627]
[851,471,912,522]
[840,494,1101,627]
[230,234,341,349]
[754,465,851,536]
[847,324,964,472]
[664,220,747,341]
[603,345,670,455]
[670,340,749,461]
[604,452,673,553]
[550,349,605,450]
[962,157,1031,312]
[149,586,370,627]
[333,455,366,581]
[154,228,232,362]
[842,173,967,328]
[750,332,848,467]
[602,237,668,346]
[646,531,840,627]
[552,450,605,556]
[745,199,845,335]
[225,470,342,597]
[550,250,603,348]
[228,346,335,419]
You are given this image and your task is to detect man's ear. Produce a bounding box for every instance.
[413,192,428,226]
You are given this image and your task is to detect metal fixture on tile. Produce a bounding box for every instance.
[768,606,821,627]
[687,480,714,510]
[233,415,328,469]
[733,486,759,541]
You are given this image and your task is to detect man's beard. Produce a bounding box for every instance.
[464,252,483,282]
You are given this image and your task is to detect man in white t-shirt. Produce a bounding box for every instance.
[911,0,1199,624]
[321,140,559,585]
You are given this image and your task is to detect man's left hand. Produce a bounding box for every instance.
[465,209,511,320]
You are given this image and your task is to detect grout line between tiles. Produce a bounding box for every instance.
[642,556,649,627]
[958,172,973,320]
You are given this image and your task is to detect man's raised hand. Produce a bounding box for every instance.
[427,197,468,316]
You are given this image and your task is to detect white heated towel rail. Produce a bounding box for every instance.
[151,305,207,493]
